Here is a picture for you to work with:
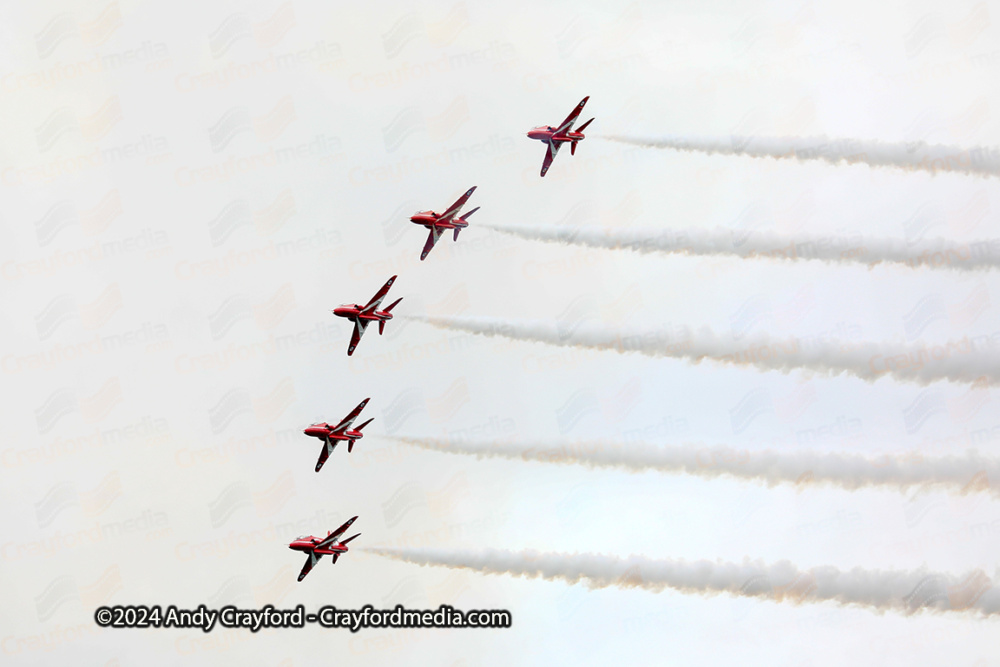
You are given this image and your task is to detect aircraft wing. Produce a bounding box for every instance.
[540,141,561,177]
[347,319,369,356]
[315,436,337,472]
[440,186,477,222]
[555,96,589,134]
[333,398,370,432]
[360,275,397,315]
[420,227,444,261]
[297,551,323,581]
[315,516,358,550]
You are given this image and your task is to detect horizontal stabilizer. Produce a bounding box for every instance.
[341,532,361,545]
[459,206,479,221]
[384,297,403,313]
[350,418,373,452]
[577,117,594,133]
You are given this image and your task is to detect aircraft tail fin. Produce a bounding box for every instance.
[350,418,372,452]
[379,298,402,334]
[455,207,479,240]
[572,118,593,156]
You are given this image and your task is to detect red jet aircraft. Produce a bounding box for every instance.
[410,186,480,260]
[302,398,373,472]
[526,96,594,177]
[289,516,360,582]
[333,275,402,355]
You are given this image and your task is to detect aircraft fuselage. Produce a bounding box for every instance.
[410,212,466,229]
[302,424,364,440]
[288,538,348,556]
[526,126,587,143]
[332,305,393,323]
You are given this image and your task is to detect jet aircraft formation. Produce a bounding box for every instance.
[287,97,594,581]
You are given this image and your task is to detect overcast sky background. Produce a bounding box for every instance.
[2,0,1000,664]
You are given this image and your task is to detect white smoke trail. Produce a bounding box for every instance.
[604,134,1000,178]
[406,315,1000,387]
[387,436,997,495]
[483,224,1000,272]
[368,547,1000,616]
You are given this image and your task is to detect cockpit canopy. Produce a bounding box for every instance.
[295,535,310,540]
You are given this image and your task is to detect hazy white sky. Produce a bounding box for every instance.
[2,0,1000,664]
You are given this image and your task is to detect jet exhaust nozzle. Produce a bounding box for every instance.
[384,297,403,315]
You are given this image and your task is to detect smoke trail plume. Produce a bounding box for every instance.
[387,436,997,495]
[604,134,1000,178]
[368,547,1000,617]
[483,224,1000,272]
[406,315,1000,387]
